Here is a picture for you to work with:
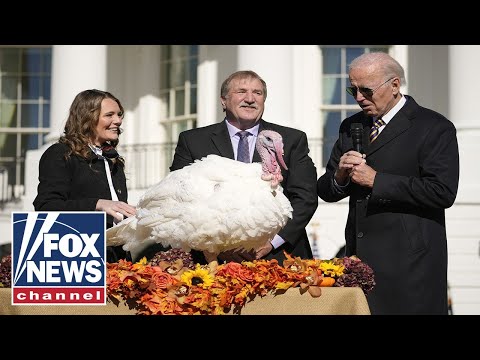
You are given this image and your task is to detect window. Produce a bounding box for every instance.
[159,45,198,144]
[320,46,389,165]
[0,47,51,200]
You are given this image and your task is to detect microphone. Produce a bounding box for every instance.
[350,123,364,153]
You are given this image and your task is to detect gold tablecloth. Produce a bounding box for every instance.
[0,287,370,315]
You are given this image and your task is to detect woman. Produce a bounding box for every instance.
[33,89,136,262]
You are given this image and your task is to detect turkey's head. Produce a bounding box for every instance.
[256,130,288,188]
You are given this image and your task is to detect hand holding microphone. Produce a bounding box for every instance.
[347,123,377,187]
[350,123,364,153]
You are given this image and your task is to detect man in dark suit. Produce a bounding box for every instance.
[170,70,318,264]
[317,52,459,314]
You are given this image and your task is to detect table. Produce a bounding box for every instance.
[0,287,370,315]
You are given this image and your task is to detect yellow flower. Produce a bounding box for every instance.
[319,261,344,277]
[180,264,214,289]
[131,256,148,271]
[276,281,294,290]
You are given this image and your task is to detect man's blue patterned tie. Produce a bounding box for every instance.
[237,131,251,163]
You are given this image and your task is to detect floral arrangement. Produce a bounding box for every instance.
[0,255,12,288]
[107,249,375,315]
[0,250,375,315]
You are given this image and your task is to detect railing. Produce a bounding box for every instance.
[118,142,176,191]
[0,167,12,210]
[0,166,10,210]
[308,137,324,171]
[118,138,325,193]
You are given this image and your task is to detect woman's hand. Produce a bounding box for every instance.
[96,199,136,223]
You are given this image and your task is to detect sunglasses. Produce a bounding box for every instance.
[346,77,395,98]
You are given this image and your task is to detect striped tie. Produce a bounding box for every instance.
[370,118,386,143]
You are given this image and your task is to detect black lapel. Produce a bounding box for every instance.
[211,121,235,159]
[366,99,414,156]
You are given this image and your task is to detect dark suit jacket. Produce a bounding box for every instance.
[170,119,318,263]
[33,143,130,262]
[317,96,459,314]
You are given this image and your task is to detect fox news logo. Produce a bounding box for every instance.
[11,212,106,305]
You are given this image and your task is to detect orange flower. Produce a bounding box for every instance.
[216,262,255,282]
[150,269,179,290]
[299,270,322,297]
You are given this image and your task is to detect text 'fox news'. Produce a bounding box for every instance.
[11,212,106,305]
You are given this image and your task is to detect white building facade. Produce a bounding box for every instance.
[0,45,478,314]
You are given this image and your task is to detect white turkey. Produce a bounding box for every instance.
[106,129,293,262]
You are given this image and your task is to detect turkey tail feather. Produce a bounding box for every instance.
[106,215,137,246]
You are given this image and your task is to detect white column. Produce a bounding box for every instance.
[292,46,322,168]
[390,45,409,93]
[292,45,321,134]
[237,45,293,126]
[449,45,480,203]
[23,45,107,210]
[46,45,107,142]
[197,45,219,127]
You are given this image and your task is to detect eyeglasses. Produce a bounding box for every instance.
[346,77,395,98]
